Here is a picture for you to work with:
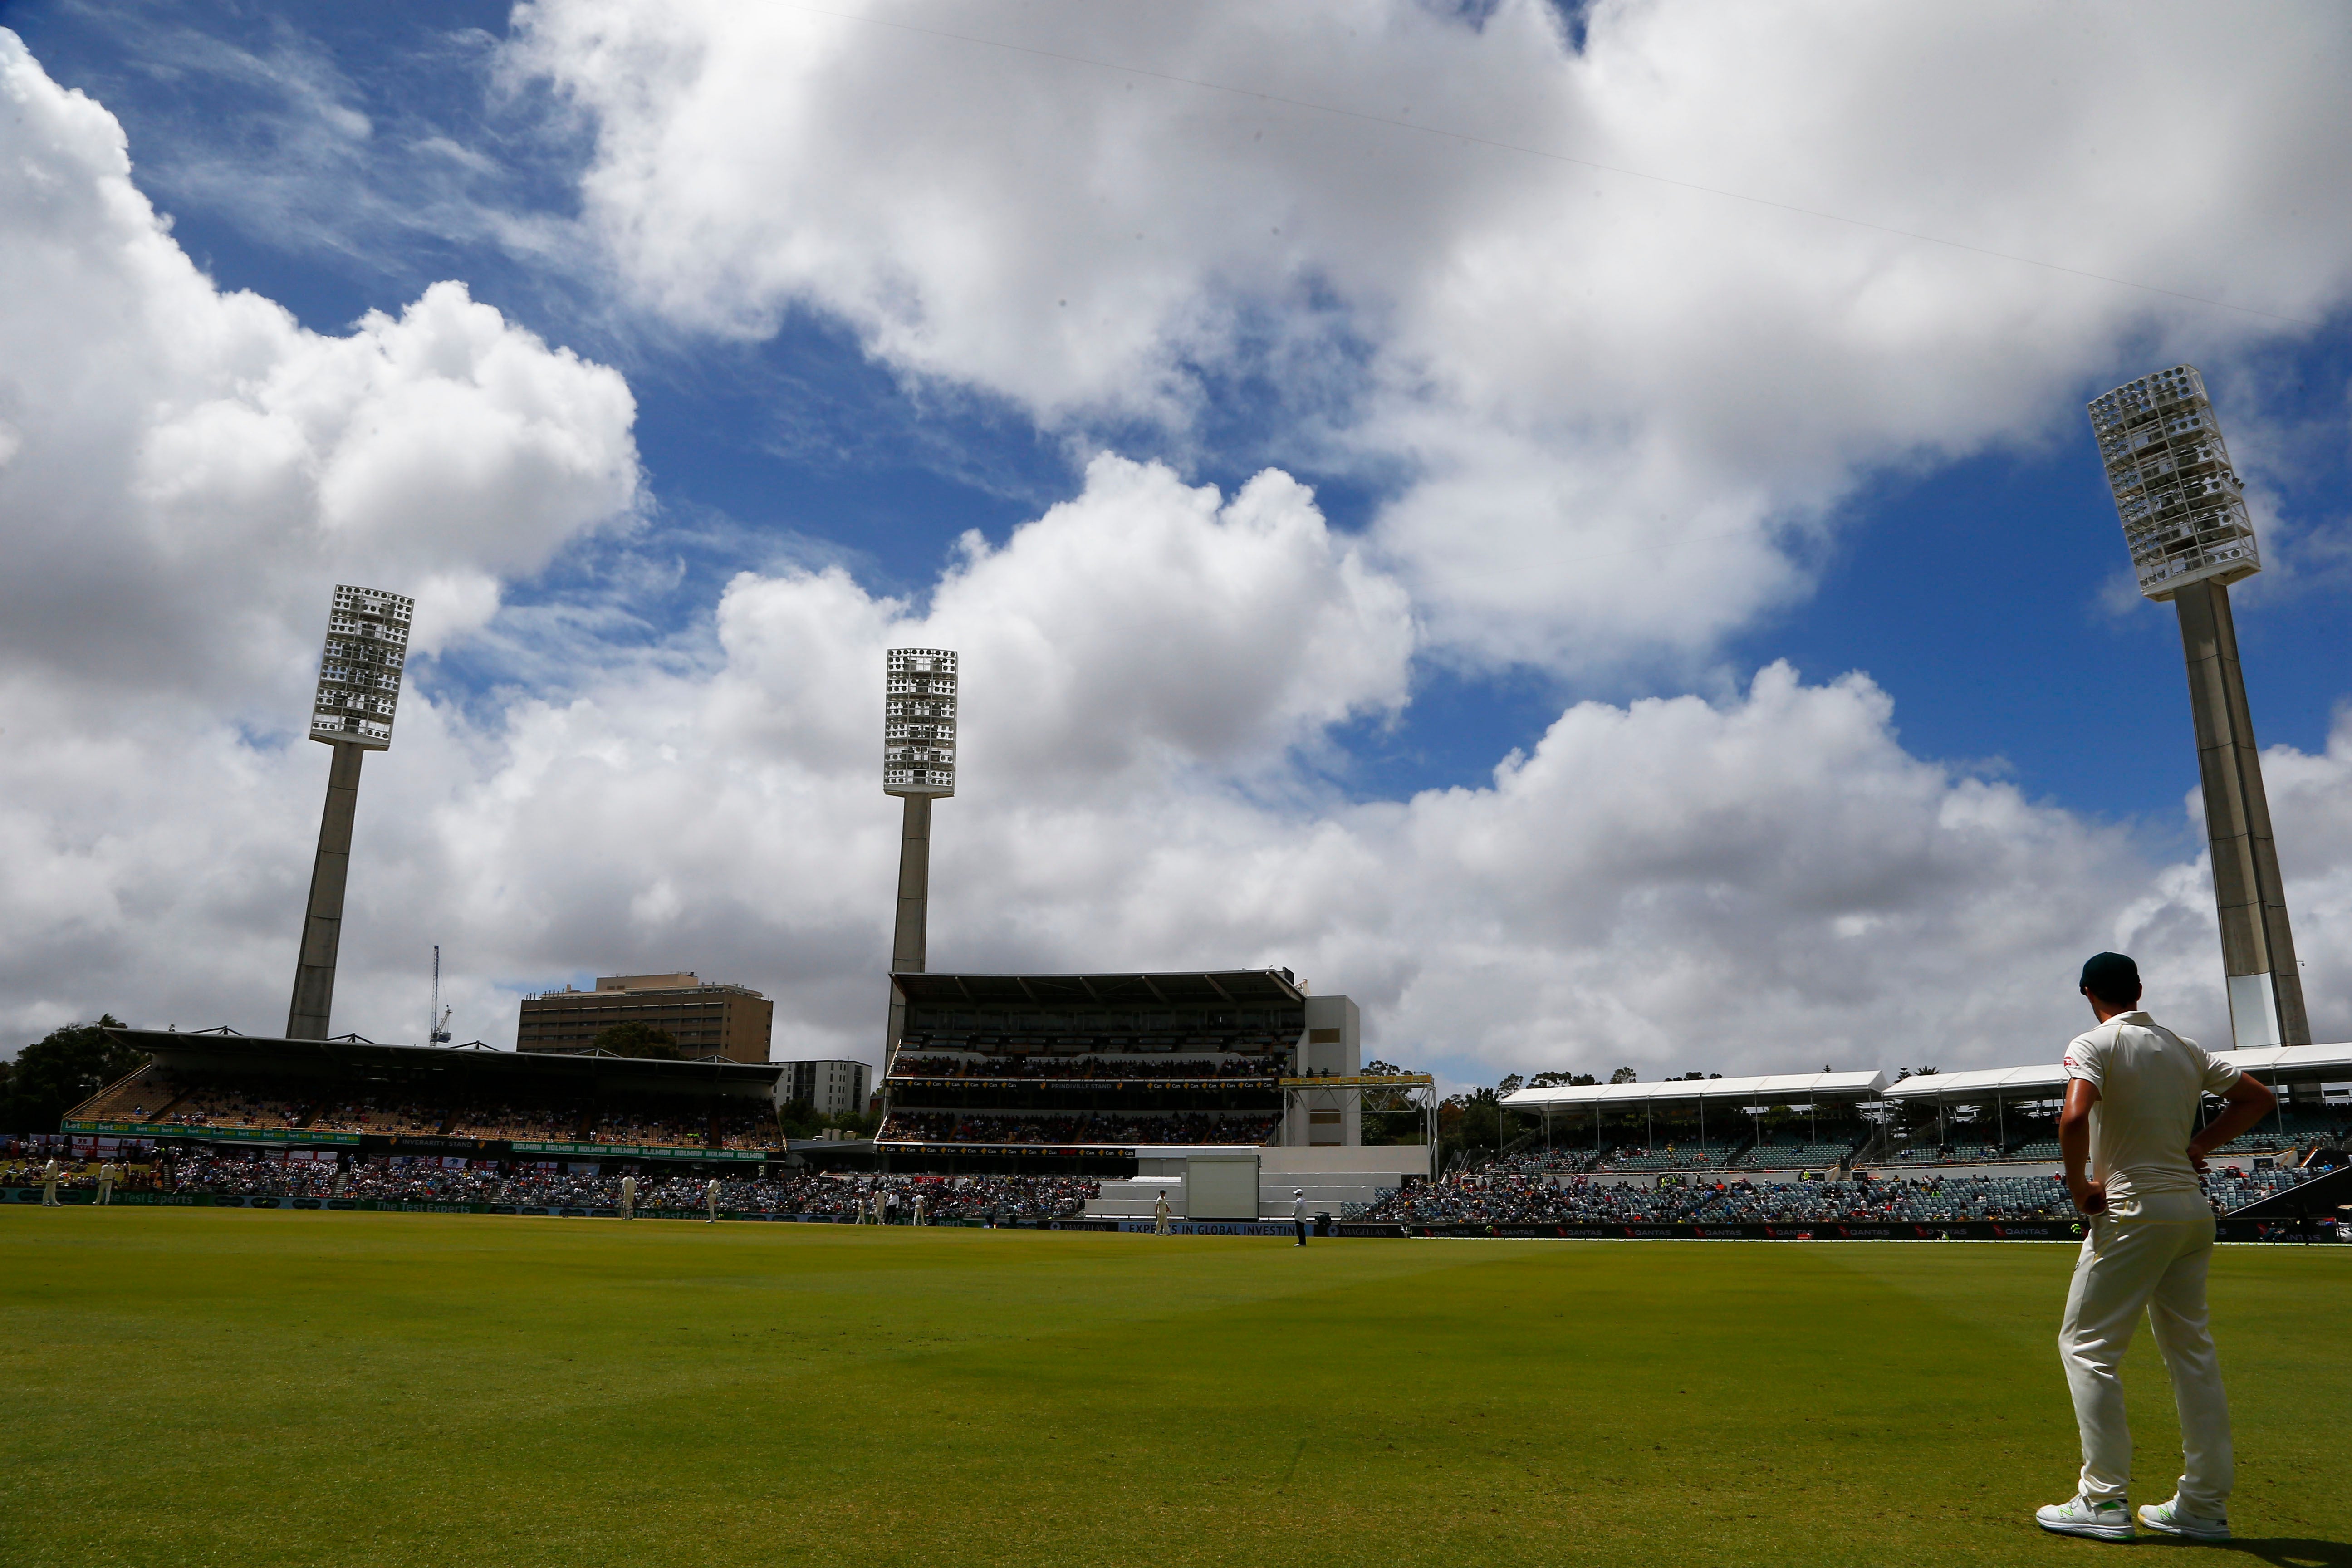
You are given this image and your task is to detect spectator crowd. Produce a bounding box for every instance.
[109,1155,1101,1220]
[877,1111,1277,1146]
[1356,1166,2319,1226]
[889,1054,1280,1082]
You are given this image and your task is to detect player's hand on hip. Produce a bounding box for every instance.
[2068,1176,2107,1215]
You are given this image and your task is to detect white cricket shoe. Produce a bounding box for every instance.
[2138,1498,2230,1541]
[2036,1495,2136,1541]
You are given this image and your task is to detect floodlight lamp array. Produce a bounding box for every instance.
[2087,365,2259,600]
[884,647,956,796]
[308,584,413,748]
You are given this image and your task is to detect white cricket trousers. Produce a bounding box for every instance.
[2058,1211,2232,1514]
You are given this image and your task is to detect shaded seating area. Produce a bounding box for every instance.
[1597,1142,1740,1173]
[1737,1139,1862,1170]
[67,1064,185,1124]
[69,1029,790,1155]
[1503,1071,1893,1174]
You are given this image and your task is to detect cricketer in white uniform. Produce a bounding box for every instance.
[619,1173,637,1220]
[704,1178,721,1224]
[2036,951,2277,1544]
[96,1161,116,1205]
[41,1157,62,1207]
[1153,1191,1172,1235]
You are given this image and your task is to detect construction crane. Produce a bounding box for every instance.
[428,945,452,1044]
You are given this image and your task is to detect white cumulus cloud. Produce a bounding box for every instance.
[508,0,2352,667]
[0,28,639,720]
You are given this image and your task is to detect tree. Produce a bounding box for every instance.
[1437,1086,1504,1166]
[592,1022,681,1059]
[1358,1062,1428,1146]
[4,1015,139,1132]
[1608,1066,1638,1084]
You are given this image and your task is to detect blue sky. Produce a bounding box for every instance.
[20,0,2342,829]
[4,0,2350,1077]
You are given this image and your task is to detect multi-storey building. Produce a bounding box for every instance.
[779,1059,872,1122]
[517,973,774,1064]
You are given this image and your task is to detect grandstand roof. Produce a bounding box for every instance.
[1883,1041,2352,1101]
[890,970,1305,1005]
[103,1028,784,1099]
[1880,1064,2068,1102]
[1501,1070,1889,1111]
[2218,1041,2352,1083]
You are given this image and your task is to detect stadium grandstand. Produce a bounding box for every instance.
[65,1027,790,1165]
[1351,1042,2352,1233]
[882,970,1308,1164]
[24,1021,2344,1239]
[1498,1047,2351,1182]
[1497,1070,1889,1177]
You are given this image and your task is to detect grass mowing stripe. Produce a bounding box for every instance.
[2,1210,2344,1567]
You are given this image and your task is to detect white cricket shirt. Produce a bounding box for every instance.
[2062,1010,2240,1215]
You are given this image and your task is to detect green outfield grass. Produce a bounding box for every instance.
[2,1211,2346,1568]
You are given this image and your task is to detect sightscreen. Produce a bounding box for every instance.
[1185,1154,1260,1220]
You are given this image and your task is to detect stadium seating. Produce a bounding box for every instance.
[1594,1142,1739,1173]
[582,1108,717,1147]
[1486,1148,1601,1175]
[1354,1166,2319,1227]
[2211,1131,2300,1155]
[69,1066,183,1123]
[1737,1139,1861,1170]
[878,1111,1276,1146]
[713,1106,782,1150]
[308,1098,446,1135]
[1878,1140,2013,1166]
[163,1083,311,1130]
[2201,1168,2315,1210]
[444,1100,583,1140]
[150,1156,1100,1218]
[889,1054,1277,1082]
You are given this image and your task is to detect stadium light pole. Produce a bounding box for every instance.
[287,585,412,1040]
[883,648,957,1074]
[2089,366,2309,1049]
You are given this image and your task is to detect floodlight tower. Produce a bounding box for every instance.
[882,648,956,1070]
[2088,366,2307,1049]
[286,584,413,1040]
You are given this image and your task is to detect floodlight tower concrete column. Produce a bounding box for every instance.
[883,648,956,1070]
[2089,367,2308,1048]
[287,585,412,1040]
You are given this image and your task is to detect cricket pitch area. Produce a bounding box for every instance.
[4,1209,2346,1568]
